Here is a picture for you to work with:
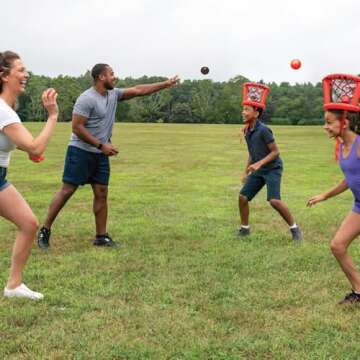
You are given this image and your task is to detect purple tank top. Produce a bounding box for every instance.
[339,135,360,206]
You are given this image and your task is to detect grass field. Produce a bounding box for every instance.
[1,123,359,359]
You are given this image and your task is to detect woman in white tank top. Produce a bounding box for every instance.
[0,51,58,300]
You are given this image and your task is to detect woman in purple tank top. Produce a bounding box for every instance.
[307,74,360,305]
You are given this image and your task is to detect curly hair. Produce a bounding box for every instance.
[328,109,360,135]
[0,51,20,93]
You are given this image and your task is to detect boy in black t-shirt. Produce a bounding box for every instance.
[238,82,302,242]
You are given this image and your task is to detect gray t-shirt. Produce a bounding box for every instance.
[0,98,21,167]
[69,87,124,153]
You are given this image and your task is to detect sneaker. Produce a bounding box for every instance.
[290,226,303,242]
[238,227,250,237]
[4,283,44,300]
[93,233,119,248]
[37,226,51,249]
[338,290,360,305]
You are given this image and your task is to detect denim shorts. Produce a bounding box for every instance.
[240,166,282,201]
[62,146,110,186]
[0,167,10,191]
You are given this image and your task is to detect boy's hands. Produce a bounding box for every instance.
[247,161,262,174]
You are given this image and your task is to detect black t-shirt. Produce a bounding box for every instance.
[244,121,282,170]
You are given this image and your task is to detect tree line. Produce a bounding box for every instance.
[18,72,326,125]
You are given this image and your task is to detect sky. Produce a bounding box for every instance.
[2,0,360,84]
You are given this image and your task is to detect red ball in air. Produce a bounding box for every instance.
[341,95,350,103]
[290,59,302,70]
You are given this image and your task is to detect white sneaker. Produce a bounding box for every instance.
[4,283,44,300]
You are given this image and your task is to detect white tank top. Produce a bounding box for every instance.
[0,97,21,167]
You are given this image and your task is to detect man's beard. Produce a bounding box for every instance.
[104,81,114,90]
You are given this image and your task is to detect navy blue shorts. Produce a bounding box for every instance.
[62,146,110,186]
[0,167,10,191]
[240,166,282,201]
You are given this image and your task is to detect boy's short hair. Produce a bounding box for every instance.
[253,106,263,118]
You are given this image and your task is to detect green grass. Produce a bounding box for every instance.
[0,123,359,359]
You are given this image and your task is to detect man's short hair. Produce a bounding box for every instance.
[91,63,109,80]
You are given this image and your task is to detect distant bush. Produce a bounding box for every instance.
[297,119,323,126]
[270,118,292,125]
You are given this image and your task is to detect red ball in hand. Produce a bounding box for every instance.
[29,154,45,163]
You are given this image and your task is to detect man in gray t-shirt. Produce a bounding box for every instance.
[37,63,179,249]
[69,86,124,154]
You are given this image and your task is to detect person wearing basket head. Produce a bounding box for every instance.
[0,51,58,300]
[37,63,179,249]
[238,82,302,242]
[307,74,360,305]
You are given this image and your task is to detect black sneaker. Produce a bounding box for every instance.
[290,226,303,242]
[37,226,51,249]
[238,227,250,237]
[338,290,360,305]
[93,233,119,248]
